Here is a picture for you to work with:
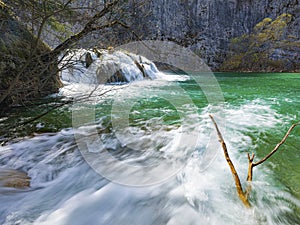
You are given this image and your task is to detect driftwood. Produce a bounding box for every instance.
[209,114,299,207]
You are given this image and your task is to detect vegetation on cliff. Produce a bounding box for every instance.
[220,13,300,72]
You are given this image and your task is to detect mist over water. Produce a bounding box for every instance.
[1,72,300,225]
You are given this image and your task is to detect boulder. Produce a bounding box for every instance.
[85,52,94,68]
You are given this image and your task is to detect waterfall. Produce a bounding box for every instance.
[59,49,160,84]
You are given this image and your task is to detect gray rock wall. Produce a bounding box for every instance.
[124,0,299,69]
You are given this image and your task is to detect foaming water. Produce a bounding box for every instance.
[60,49,160,85]
[1,73,300,225]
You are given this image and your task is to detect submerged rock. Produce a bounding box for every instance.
[0,169,31,189]
[60,49,160,84]
[85,52,94,68]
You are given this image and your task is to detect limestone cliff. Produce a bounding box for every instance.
[122,0,299,71]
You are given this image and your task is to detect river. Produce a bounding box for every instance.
[0,72,299,225]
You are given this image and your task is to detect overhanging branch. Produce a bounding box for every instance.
[51,0,120,57]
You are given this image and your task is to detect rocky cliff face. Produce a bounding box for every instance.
[17,0,297,72]
[124,0,299,70]
[220,13,300,72]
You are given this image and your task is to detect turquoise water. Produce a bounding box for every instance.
[0,72,299,225]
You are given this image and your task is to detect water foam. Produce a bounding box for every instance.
[59,49,160,85]
[0,91,298,224]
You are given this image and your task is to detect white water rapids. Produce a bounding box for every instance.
[1,100,297,224]
[60,49,160,84]
[0,51,299,225]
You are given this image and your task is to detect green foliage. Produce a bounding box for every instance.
[221,13,298,72]
[230,34,248,45]
[219,54,243,71]
[254,17,272,33]
[229,34,250,53]
[0,0,5,8]
[48,16,73,41]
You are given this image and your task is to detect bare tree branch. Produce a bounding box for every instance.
[51,0,120,57]
[90,20,130,31]
[209,114,251,208]
[210,114,299,207]
[247,122,300,181]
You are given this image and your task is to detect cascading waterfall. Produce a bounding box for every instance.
[60,49,161,84]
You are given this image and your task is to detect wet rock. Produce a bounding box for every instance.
[85,52,93,68]
[134,60,149,78]
[107,46,114,54]
[0,169,31,189]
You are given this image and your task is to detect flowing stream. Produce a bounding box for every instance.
[0,72,300,225]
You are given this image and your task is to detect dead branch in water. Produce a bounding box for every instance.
[209,114,299,207]
[209,115,251,207]
[246,122,300,181]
